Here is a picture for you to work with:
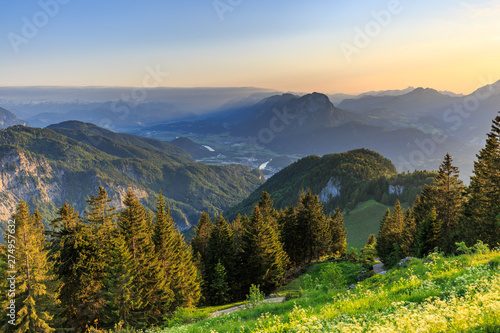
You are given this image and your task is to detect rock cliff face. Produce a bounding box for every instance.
[0,148,147,223]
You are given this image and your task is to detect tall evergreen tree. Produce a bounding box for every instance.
[101,231,139,329]
[281,206,302,265]
[327,208,347,257]
[0,200,57,332]
[433,153,465,252]
[258,191,279,232]
[206,215,236,303]
[191,211,211,267]
[48,203,88,330]
[77,186,118,329]
[376,201,405,266]
[295,189,329,261]
[400,208,417,257]
[119,190,173,326]
[153,193,201,309]
[462,114,500,247]
[191,212,212,304]
[240,206,289,294]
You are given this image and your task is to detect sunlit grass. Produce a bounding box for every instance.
[102,249,500,333]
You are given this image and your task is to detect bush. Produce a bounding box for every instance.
[246,284,265,308]
[473,240,490,255]
[319,263,345,290]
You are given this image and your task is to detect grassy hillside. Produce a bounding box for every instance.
[344,200,390,249]
[130,247,500,333]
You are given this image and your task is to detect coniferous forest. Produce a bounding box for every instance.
[0,114,499,332]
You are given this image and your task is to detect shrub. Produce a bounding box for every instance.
[246,284,265,308]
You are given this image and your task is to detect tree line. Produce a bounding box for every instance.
[376,115,500,266]
[0,186,347,331]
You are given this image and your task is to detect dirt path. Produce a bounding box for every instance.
[373,258,385,274]
[210,297,285,317]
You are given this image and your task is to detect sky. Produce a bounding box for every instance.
[1,0,500,95]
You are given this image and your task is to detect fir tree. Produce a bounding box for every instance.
[281,206,302,265]
[209,261,230,305]
[206,215,236,303]
[78,186,118,329]
[295,189,329,261]
[360,234,378,262]
[327,208,347,257]
[191,212,212,304]
[119,190,173,326]
[48,203,87,330]
[462,114,500,247]
[376,201,405,267]
[101,231,139,329]
[433,153,465,252]
[0,200,57,332]
[400,208,417,257]
[191,211,211,267]
[240,206,289,294]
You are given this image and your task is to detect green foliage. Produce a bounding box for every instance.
[240,204,289,295]
[461,115,500,248]
[209,262,230,306]
[456,241,472,255]
[246,284,265,308]
[319,263,345,290]
[0,200,59,332]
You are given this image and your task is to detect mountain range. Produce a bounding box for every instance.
[0,121,264,230]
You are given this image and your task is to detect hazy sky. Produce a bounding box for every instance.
[1,0,500,94]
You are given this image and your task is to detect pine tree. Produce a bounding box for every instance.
[295,189,329,261]
[101,231,139,329]
[462,114,500,247]
[191,212,212,304]
[48,203,87,330]
[376,201,405,267]
[119,190,173,326]
[209,261,230,305]
[360,234,377,262]
[258,191,279,232]
[78,186,118,329]
[281,206,302,265]
[153,193,201,310]
[433,153,465,252]
[416,206,438,256]
[400,208,417,257]
[206,215,236,303]
[327,208,347,257]
[240,206,289,295]
[191,211,211,267]
[0,200,57,332]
